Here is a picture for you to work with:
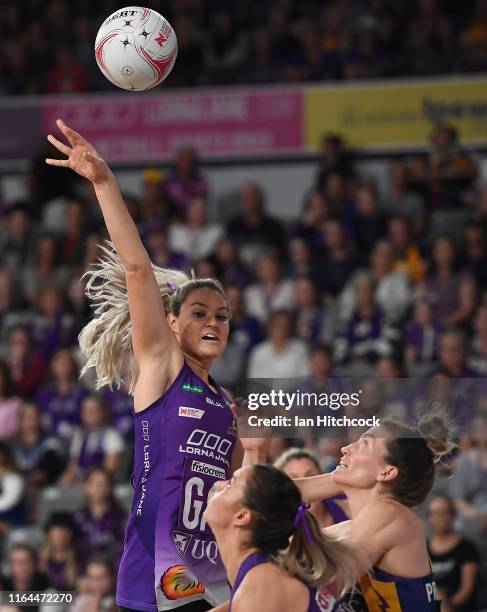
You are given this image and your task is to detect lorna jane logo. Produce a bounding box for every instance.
[179,429,232,466]
[181,383,204,394]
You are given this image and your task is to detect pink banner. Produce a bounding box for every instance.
[42,88,303,162]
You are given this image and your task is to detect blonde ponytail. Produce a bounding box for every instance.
[281,510,365,596]
[78,242,189,393]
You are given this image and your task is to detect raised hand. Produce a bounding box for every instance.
[45,119,112,185]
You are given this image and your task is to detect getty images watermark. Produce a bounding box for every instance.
[245,388,379,429]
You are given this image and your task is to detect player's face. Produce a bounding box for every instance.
[171,288,229,361]
[282,457,320,479]
[204,466,251,530]
[333,427,392,489]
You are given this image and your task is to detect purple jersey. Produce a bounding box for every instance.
[230,552,337,612]
[116,363,237,611]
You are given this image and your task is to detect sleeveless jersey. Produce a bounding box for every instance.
[230,552,338,612]
[116,363,237,611]
[337,566,441,611]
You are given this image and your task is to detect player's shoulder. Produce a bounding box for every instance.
[234,562,302,611]
[355,498,413,532]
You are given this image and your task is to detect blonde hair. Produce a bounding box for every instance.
[243,464,366,596]
[78,242,226,393]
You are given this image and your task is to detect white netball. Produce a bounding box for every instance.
[95,6,178,91]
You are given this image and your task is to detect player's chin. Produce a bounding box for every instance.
[198,340,225,358]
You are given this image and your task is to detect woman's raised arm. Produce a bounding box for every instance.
[46,120,183,406]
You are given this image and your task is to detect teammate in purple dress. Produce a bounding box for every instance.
[204,464,365,612]
[46,121,264,612]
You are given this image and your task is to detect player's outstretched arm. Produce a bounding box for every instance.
[46,120,182,404]
[294,473,343,503]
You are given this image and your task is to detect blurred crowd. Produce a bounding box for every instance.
[0,121,486,610]
[1,0,487,94]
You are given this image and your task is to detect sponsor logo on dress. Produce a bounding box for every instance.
[205,397,224,408]
[190,460,226,479]
[179,429,233,467]
[179,406,205,419]
[315,586,337,611]
[172,530,192,556]
[181,383,204,394]
[160,565,205,600]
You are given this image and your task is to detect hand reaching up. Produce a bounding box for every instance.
[45,119,112,185]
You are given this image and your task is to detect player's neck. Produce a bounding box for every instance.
[341,485,385,518]
[217,534,259,587]
[184,354,211,383]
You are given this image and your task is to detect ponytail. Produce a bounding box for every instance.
[243,465,366,597]
[280,508,365,596]
[78,242,189,393]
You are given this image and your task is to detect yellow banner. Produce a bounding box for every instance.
[305,78,487,150]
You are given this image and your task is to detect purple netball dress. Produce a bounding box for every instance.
[230,552,337,612]
[116,363,237,611]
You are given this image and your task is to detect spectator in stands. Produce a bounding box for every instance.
[0,205,32,275]
[334,273,396,365]
[344,20,386,79]
[168,196,224,261]
[61,396,124,483]
[31,286,77,359]
[10,402,65,489]
[247,310,310,378]
[6,327,46,399]
[388,216,426,284]
[39,512,79,591]
[169,14,205,87]
[292,191,330,249]
[427,496,480,612]
[340,240,412,325]
[0,360,22,440]
[226,182,286,265]
[407,0,452,73]
[138,168,174,225]
[70,557,117,612]
[165,145,208,213]
[315,134,353,190]
[1,545,50,610]
[244,252,294,323]
[410,126,478,209]
[384,161,425,235]
[22,235,68,306]
[204,11,247,84]
[420,236,476,327]
[142,222,189,272]
[350,183,388,256]
[438,330,477,378]
[464,222,487,290]
[468,304,487,375]
[66,273,91,329]
[222,284,262,352]
[275,447,349,528]
[211,237,251,287]
[73,468,125,570]
[319,218,358,297]
[404,298,443,368]
[36,348,88,443]
[101,383,133,441]
[293,276,323,342]
[46,46,88,94]
[0,442,25,530]
[460,0,487,70]
[59,199,92,268]
[450,415,487,537]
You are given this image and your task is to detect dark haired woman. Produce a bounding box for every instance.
[297,412,452,610]
[274,448,349,528]
[427,496,479,612]
[46,120,264,612]
[205,464,365,612]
